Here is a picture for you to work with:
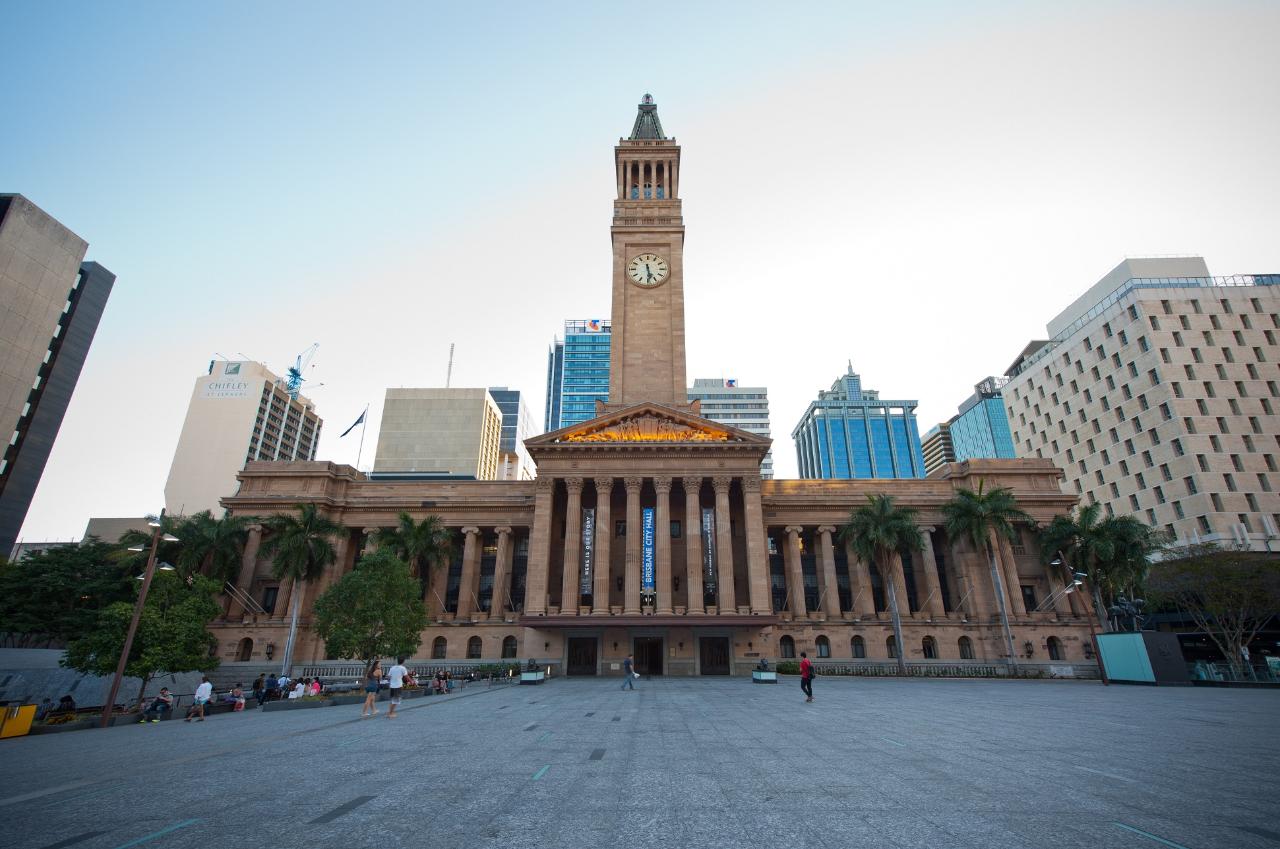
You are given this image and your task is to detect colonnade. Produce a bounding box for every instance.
[617,157,678,200]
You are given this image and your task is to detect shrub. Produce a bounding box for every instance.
[775,661,800,675]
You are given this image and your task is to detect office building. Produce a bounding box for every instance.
[921,423,955,476]
[488,387,535,480]
[950,376,1017,463]
[372,388,503,480]
[792,366,926,479]
[688,378,773,478]
[1005,257,1280,551]
[163,360,322,515]
[0,195,115,556]
[545,319,610,431]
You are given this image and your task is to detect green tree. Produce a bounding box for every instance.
[1039,504,1164,631]
[62,571,221,709]
[840,494,924,675]
[0,541,133,647]
[313,550,427,671]
[941,480,1032,668]
[373,512,453,617]
[170,511,255,584]
[260,503,341,674]
[1146,544,1280,680]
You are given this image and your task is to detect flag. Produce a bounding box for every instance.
[724,379,737,388]
[340,409,367,438]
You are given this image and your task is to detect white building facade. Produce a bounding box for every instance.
[688,378,774,478]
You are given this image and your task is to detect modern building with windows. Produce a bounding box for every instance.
[921,423,955,476]
[0,195,115,557]
[164,360,322,515]
[1004,256,1280,551]
[688,378,773,478]
[792,365,926,479]
[544,319,610,431]
[488,387,535,480]
[372,387,503,480]
[950,376,1017,463]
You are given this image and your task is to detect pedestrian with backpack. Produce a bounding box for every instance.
[799,651,814,703]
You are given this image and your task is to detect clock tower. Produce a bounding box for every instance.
[606,94,690,411]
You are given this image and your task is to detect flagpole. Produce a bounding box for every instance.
[355,403,369,471]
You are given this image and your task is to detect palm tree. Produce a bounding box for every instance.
[941,480,1032,669]
[260,503,342,674]
[170,511,254,584]
[373,513,454,618]
[840,494,924,676]
[1040,504,1163,632]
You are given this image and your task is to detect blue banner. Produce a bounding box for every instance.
[642,508,656,592]
[580,508,595,596]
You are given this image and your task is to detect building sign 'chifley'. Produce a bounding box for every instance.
[580,508,595,596]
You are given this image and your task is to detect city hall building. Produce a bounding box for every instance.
[218,96,1094,677]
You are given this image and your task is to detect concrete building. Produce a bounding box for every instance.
[1005,257,1280,551]
[488,387,535,480]
[921,423,955,476]
[0,195,114,556]
[688,378,773,478]
[212,95,1094,678]
[372,388,503,480]
[164,360,321,516]
[792,366,926,479]
[545,319,611,431]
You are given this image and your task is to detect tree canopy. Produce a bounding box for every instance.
[0,541,134,647]
[312,550,427,668]
[373,512,453,608]
[1039,503,1164,611]
[840,494,922,675]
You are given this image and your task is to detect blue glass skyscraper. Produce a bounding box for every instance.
[544,319,611,431]
[792,366,926,479]
[949,377,1016,462]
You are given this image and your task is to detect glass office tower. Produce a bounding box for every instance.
[792,366,925,479]
[544,319,611,430]
[949,377,1016,462]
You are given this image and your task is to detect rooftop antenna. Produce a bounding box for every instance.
[446,342,455,388]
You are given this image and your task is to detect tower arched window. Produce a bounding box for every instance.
[501,636,518,659]
[958,636,975,660]
[922,636,938,659]
[816,635,831,658]
[432,637,447,659]
[851,635,866,658]
[779,635,796,658]
[467,636,483,659]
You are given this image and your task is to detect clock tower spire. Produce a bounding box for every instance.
[606,93,690,411]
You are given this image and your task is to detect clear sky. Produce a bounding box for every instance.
[4,1,1278,541]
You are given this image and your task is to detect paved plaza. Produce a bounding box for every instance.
[0,677,1277,849]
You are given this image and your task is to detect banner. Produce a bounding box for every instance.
[580,508,595,596]
[641,508,656,593]
[701,507,717,593]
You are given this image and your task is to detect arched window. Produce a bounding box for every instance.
[851,635,866,658]
[886,636,898,658]
[467,636,483,659]
[501,636,518,659]
[1047,636,1064,661]
[816,635,831,658]
[779,635,796,658]
[922,636,938,659]
[958,636,975,660]
[432,637,447,659]
[236,638,253,662]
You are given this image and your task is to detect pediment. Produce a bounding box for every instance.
[527,402,771,448]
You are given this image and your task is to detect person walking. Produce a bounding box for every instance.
[621,654,636,690]
[361,661,382,717]
[799,651,814,703]
[386,658,409,719]
[186,677,212,721]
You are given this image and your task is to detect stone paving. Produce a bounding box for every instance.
[1,677,1277,849]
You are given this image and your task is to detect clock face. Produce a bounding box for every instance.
[627,253,669,287]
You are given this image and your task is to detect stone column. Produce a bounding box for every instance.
[683,476,704,614]
[918,528,946,617]
[488,526,513,620]
[996,532,1027,616]
[592,477,613,615]
[304,527,350,612]
[275,576,296,623]
[741,477,771,615]
[654,476,673,614]
[624,476,643,615]
[525,477,556,615]
[1043,560,1073,617]
[783,526,807,618]
[560,477,584,616]
[845,539,876,618]
[617,159,624,198]
[816,526,841,619]
[227,523,263,619]
[712,476,736,613]
[888,551,913,617]
[455,527,482,620]
[951,539,990,618]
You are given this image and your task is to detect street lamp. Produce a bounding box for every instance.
[1048,550,1108,686]
[100,513,179,728]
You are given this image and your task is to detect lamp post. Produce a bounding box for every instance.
[99,513,180,728]
[1050,551,1108,686]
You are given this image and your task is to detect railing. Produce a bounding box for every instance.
[806,661,1097,679]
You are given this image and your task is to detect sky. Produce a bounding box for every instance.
[4,1,1278,542]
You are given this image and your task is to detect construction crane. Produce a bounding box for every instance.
[286,343,319,400]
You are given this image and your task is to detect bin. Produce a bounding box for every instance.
[0,705,37,739]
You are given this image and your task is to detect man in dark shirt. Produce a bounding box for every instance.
[140,688,173,723]
[621,654,635,690]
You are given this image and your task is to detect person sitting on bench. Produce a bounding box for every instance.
[140,688,173,723]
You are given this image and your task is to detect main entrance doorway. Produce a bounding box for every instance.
[633,637,664,676]
[567,637,598,675]
[699,637,731,675]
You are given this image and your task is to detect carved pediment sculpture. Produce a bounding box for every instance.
[563,413,730,444]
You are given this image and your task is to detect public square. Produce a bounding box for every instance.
[1,677,1276,849]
